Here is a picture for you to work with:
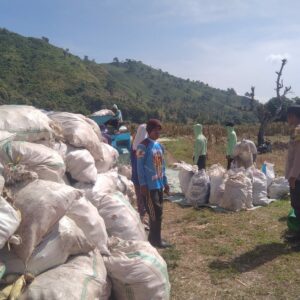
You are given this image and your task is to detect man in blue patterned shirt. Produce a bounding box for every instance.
[137,119,172,248]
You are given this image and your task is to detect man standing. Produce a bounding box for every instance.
[137,119,171,248]
[286,106,300,222]
[225,122,237,170]
[193,124,207,170]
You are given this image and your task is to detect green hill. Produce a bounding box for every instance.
[0,28,257,124]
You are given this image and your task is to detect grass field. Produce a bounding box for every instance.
[159,134,300,300]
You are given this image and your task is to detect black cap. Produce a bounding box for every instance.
[225,122,235,127]
[287,105,300,118]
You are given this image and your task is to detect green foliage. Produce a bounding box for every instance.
[0,28,259,123]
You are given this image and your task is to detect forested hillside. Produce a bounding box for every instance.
[0,28,257,123]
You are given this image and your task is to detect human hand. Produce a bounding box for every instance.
[289,177,296,190]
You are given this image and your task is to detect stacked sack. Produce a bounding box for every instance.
[177,160,281,212]
[0,105,170,300]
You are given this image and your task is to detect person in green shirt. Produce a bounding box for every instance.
[225,122,237,170]
[193,124,207,170]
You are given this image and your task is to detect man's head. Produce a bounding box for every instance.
[225,122,234,128]
[146,119,162,140]
[287,105,300,127]
[112,104,118,113]
[194,124,203,136]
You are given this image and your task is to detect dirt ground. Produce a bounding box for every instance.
[159,136,300,300]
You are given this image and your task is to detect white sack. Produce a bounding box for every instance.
[0,216,94,276]
[208,164,226,206]
[174,162,197,196]
[0,141,65,182]
[83,116,102,141]
[95,192,146,241]
[67,197,110,255]
[90,109,114,117]
[96,143,119,173]
[186,170,210,207]
[0,105,57,142]
[252,169,272,206]
[76,170,135,203]
[0,197,21,249]
[13,180,82,262]
[104,237,170,300]
[20,251,111,300]
[263,162,275,188]
[52,141,68,159]
[0,131,16,144]
[269,177,290,199]
[66,148,97,183]
[220,170,253,211]
[118,164,132,180]
[49,112,103,161]
[0,175,4,194]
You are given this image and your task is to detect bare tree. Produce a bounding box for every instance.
[246,59,291,146]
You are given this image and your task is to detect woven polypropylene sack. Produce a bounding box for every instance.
[0,105,56,142]
[174,162,197,196]
[220,171,253,211]
[20,251,111,300]
[252,169,272,206]
[95,143,119,173]
[208,164,226,206]
[186,170,210,207]
[13,180,82,262]
[49,112,103,161]
[76,170,127,202]
[67,197,110,255]
[0,141,65,183]
[96,192,146,241]
[268,177,290,199]
[0,197,21,249]
[66,148,97,183]
[0,216,94,276]
[104,237,170,300]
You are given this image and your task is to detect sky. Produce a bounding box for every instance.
[1,0,300,102]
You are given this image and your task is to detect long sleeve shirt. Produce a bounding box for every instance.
[137,138,168,190]
[193,124,207,164]
[130,148,139,185]
[226,129,237,157]
[285,125,300,180]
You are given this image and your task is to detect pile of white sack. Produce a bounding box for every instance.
[0,105,170,300]
[176,160,289,212]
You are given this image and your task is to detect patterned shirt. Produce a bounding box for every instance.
[137,138,168,190]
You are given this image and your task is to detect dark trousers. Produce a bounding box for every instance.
[197,155,206,170]
[143,189,164,245]
[134,184,146,218]
[227,157,234,170]
[291,180,300,220]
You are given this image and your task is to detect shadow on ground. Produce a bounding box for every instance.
[209,241,300,274]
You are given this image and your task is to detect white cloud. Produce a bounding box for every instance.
[151,0,298,24]
[266,53,291,63]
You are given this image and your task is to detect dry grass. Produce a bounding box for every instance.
[159,134,299,299]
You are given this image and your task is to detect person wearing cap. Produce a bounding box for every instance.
[136,119,172,248]
[286,105,300,221]
[193,124,207,170]
[130,124,148,221]
[107,104,123,129]
[225,122,237,170]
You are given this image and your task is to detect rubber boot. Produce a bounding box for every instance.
[148,220,172,249]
